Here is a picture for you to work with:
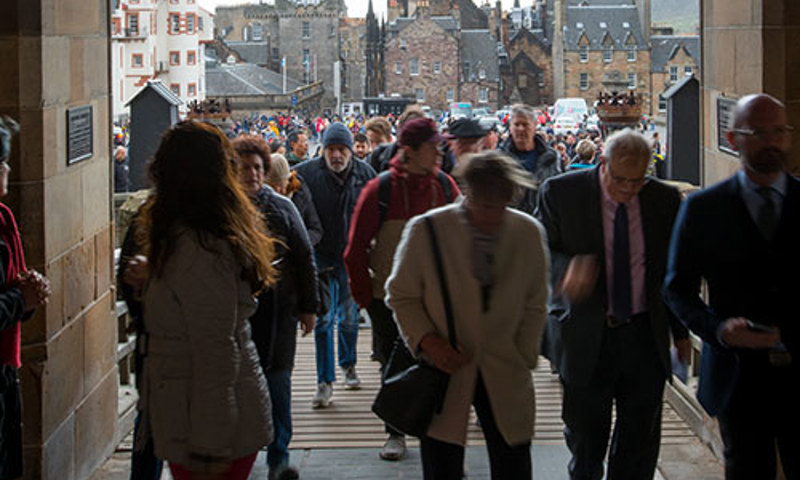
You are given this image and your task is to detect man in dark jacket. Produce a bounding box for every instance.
[498,103,561,214]
[294,123,377,409]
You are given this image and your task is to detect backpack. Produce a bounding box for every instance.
[376,170,455,225]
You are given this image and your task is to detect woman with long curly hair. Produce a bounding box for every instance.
[137,121,278,480]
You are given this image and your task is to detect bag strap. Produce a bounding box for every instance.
[424,216,457,348]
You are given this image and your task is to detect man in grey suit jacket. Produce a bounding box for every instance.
[536,129,690,480]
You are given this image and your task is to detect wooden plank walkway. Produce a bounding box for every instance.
[289,328,697,449]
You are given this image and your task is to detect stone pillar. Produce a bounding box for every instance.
[551,0,565,99]
[702,0,800,185]
[0,1,118,479]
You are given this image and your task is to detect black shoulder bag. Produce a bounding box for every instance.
[371,216,457,438]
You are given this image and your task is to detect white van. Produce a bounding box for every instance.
[553,98,589,123]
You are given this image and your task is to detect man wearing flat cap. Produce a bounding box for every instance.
[294,123,377,409]
[445,118,487,168]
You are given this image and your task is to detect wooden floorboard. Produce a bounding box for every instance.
[289,328,696,449]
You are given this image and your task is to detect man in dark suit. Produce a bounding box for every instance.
[664,94,798,479]
[536,129,691,480]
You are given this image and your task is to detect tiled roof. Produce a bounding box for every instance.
[650,35,700,72]
[564,4,647,50]
[461,30,500,82]
[206,63,302,97]
[226,41,271,66]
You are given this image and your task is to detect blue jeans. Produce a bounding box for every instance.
[266,369,293,470]
[315,255,359,384]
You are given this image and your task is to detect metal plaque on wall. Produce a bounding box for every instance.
[67,105,93,165]
[717,96,738,156]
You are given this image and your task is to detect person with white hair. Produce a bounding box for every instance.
[536,128,691,480]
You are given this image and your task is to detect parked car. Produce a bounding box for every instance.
[477,115,503,131]
[553,116,581,136]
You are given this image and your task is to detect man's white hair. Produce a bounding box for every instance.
[602,128,651,166]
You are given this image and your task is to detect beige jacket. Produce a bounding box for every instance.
[142,229,273,468]
[385,203,549,446]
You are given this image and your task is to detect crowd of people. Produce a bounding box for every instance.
[2,93,796,480]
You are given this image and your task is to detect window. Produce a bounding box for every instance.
[433,61,441,74]
[538,72,545,87]
[627,45,636,62]
[170,84,180,96]
[302,22,310,39]
[518,75,527,88]
[599,22,607,28]
[576,22,584,29]
[415,88,424,101]
[684,65,693,76]
[658,94,667,112]
[669,65,678,82]
[446,87,454,102]
[579,72,588,90]
[251,22,263,41]
[170,14,181,34]
[188,83,197,97]
[169,51,180,66]
[130,0,139,3]
[479,87,488,103]
[579,44,588,63]
[463,60,471,79]
[131,53,143,68]
[302,48,310,83]
[187,50,196,65]
[395,61,402,74]
[409,58,419,75]
[479,69,486,80]
[603,44,613,63]
[112,18,122,35]
[186,14,196,34]
[127,13,139,36]
[399,39,407,49]
[169,0,179,4]
[627,72,637,89]
[198,16,204,31]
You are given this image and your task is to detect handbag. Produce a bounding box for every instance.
[371,216,458,438]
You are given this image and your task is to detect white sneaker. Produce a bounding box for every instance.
[379,434,407,461]
[311,382,333,409]
[343,365,361,390]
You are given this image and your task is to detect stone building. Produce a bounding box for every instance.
[460,29,502,108]
[502,17,553,106]
[214,0,348,110]
[559,1,652,113]
[384,10,460,110]
[340,17,367,103]
[650,34,700,115]
[381,0,501,110]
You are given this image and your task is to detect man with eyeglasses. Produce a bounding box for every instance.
[664,93,799,479]
[535,128,691,480]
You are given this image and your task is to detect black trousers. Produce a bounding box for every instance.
[420,375,532,480]
[0,366,22,480]
[717,360,799,480]
[561,316,666,480]
[367,298,404,436]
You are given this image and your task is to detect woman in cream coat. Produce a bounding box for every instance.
[138,122,278,480]
[386,151,549,480]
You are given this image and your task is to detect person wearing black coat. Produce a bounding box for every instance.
[233,135,319,480]
[293,123,376,409]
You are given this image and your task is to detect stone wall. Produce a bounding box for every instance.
[0,1,117,478]
[384,16,459,111]
[564,48,652,114]
[702,0,800,184]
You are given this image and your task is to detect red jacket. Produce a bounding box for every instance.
[344,156,459,308]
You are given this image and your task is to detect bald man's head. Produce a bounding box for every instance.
[733,94,785,129]
[728,93,790,176]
